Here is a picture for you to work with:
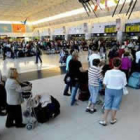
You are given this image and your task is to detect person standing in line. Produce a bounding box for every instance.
[86,59,103,113]
[35,43,42,64]
[121,52,132,81]
[69,51,86,106]
[135,47,140,71]
[99,58,127,126]
[63,49,74,96]
[5,68,26,128]
[89,46,101,67]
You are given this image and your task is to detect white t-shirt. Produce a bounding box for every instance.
[89,53,101,67]
[103,69,127,90]
[136,51,140,63]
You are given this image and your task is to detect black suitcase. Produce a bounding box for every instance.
[78,71,90,101]
[78,83,90,101]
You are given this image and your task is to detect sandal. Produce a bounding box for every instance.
[85,108,90,112]
[89,109,97,114]
[110,119,117,125]
[99,120,107,126]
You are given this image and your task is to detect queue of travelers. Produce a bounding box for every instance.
[63,39,140,126]
[0,38,140,129]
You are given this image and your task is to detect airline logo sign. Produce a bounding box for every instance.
[12,24,26,33]
[0,24,12,33]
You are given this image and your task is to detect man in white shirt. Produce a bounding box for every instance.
[136,50,140,64]
[89,47,101,67]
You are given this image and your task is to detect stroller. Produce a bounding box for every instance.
[22,83,60,130]
[21,82,38,130]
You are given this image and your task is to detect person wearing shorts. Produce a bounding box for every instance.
[86,59,103,113]
[99,58,127,126]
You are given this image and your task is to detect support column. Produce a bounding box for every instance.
[116,18,126,44]
[85,23,92,40]
[50,28,53,41]
[65,27,69,41]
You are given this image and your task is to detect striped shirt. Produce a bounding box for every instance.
[88,66,103,86]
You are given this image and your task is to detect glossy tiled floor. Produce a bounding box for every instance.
[0,51,88,76]
[0,52,140,140]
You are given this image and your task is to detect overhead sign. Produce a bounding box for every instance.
[12,24,26,33]
[105,25,116,33]
[125,23,140,33]
[0,24,12,33]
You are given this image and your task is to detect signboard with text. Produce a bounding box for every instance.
[125,23,140,33]
[105,25,116,33]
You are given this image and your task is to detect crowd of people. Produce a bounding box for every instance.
[63,39,140,126]
[0,38,140,129]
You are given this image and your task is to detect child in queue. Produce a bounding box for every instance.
[86,59,103,113]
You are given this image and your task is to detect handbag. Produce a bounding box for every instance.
[123,87,129,95]
[64,73,71,84]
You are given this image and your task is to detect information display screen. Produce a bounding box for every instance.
[125,23,140,33]
[105,25,116,33]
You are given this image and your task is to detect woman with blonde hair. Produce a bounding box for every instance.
[5,68,25,128]
[69,51,86,105]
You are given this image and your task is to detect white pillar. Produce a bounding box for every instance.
[50,28,53,41]
[85,23,92,40]
[116,18,126,44]
[65,27,69,41]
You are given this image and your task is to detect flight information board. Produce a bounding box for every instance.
[105,25,116,33]
[125,23,140,33]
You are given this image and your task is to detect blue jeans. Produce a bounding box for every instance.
[36,54,42,63]
[88,85,99,104]
[63,83,72,95]
[71,83,79,106]
[105,88,123,110]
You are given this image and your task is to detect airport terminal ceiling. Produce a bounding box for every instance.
[0,0,81,21]
[0,0,140,27]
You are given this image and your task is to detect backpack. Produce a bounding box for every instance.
[128,72,140,89]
